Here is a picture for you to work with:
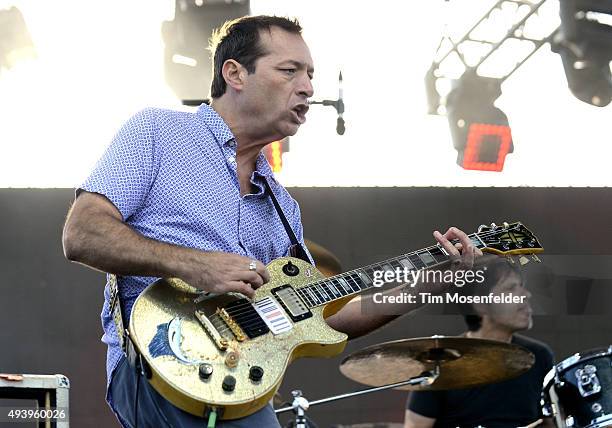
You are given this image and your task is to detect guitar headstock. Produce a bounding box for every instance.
[475,222,543,257]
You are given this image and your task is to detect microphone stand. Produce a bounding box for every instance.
[308,71,345,135]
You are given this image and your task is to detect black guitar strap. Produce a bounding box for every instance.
[262,177,312,265]
[109,275,138,367]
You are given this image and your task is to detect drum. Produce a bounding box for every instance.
[542,346,612,427]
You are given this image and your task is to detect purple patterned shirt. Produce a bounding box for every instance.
[79,104,308,406]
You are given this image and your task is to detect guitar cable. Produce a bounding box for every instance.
[207,409,217,428]
[133,355,175,428]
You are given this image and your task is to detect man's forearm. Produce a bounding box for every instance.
[63,203,193,280]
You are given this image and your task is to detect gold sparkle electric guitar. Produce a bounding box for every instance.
[128,221,543,420]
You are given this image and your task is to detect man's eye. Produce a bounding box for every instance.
[282,68,297,75]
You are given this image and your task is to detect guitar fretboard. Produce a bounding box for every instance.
[296,235,485,308]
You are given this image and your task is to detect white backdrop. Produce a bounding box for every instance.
[0,0,609,187]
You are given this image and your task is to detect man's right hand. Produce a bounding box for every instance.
[180,251,270,299]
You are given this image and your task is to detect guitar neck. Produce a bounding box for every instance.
[296,233,486,308]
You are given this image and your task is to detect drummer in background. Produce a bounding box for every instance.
[404,257,555,428]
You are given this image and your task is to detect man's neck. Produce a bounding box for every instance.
[210,95,275,159]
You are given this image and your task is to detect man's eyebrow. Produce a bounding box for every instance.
[279,60,315,74]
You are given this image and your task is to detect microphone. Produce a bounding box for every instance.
[307,70,346,135]
[336,116,345,135]
[336,71,345,135]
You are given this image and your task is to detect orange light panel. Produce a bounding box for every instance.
[462,123,512,172]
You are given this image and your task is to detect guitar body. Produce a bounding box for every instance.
[129,257,349,420]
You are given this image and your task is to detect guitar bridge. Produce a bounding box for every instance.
[217,308,247,342]
[195,310,230,351]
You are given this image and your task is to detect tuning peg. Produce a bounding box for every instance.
[478,224,488,232]
[519,256,530,266]
[531,255,541,263]
[503,222,509,229]
[506,256,515,264]
[490,223,497,229]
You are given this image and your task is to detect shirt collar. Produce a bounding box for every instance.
[197,102,277,183]
[196,102,236,148]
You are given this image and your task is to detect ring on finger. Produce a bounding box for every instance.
[248,260,257,271]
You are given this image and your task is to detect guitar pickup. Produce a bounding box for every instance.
[272,285,312,322]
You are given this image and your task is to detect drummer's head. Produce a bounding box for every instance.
[463,257,532,334]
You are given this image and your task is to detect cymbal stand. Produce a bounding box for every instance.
[275,366,440,428]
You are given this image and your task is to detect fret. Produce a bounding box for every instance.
[363,267,378,283]
[318,283,332,302]
[470,234,485,249]
[331,278,349,296]
[312,283,327,303]
[381,263,395,273]
[351,272,368,290]
[398,257,414,270]
[357,270,373,287]
[408,254,426,270]
[430,246,449,264]
[337,277,353,294]
[326,280,342,298]
[346,273,365,291]
[306,286,321,305]
[297,289,314,307]
[389,259,404,270]
[341,274,361,292]
[418,250,436,267]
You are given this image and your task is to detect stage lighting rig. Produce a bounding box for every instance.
[426,0,556,171]
[552,0,612,107]
[446,72,513,171]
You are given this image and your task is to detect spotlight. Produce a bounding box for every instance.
[446,72,514,171]
[552,0,612,106]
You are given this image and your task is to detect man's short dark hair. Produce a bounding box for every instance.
[208,15,302,98]
[461,257,523,331]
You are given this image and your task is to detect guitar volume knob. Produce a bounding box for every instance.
[222,375,236,392]
[249,366,264,382]
[199,363,213,380]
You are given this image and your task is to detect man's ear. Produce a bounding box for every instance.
[222,59,246,92]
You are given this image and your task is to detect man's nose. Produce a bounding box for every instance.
[297,74,314,98]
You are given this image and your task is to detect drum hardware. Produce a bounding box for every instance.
[576,365,601,397]
[275,368,440,428]
[542,345,612,428]
[276,336,535,428]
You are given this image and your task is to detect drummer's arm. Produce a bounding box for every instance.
[404,410,435,428]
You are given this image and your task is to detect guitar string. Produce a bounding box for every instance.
[209,243,453,317]
[197,228,535,317]
[199,227,536,334]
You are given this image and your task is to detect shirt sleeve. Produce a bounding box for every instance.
[406,390,443,418]
[79,108,157,220]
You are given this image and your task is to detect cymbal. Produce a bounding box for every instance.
[340,336,534,391]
